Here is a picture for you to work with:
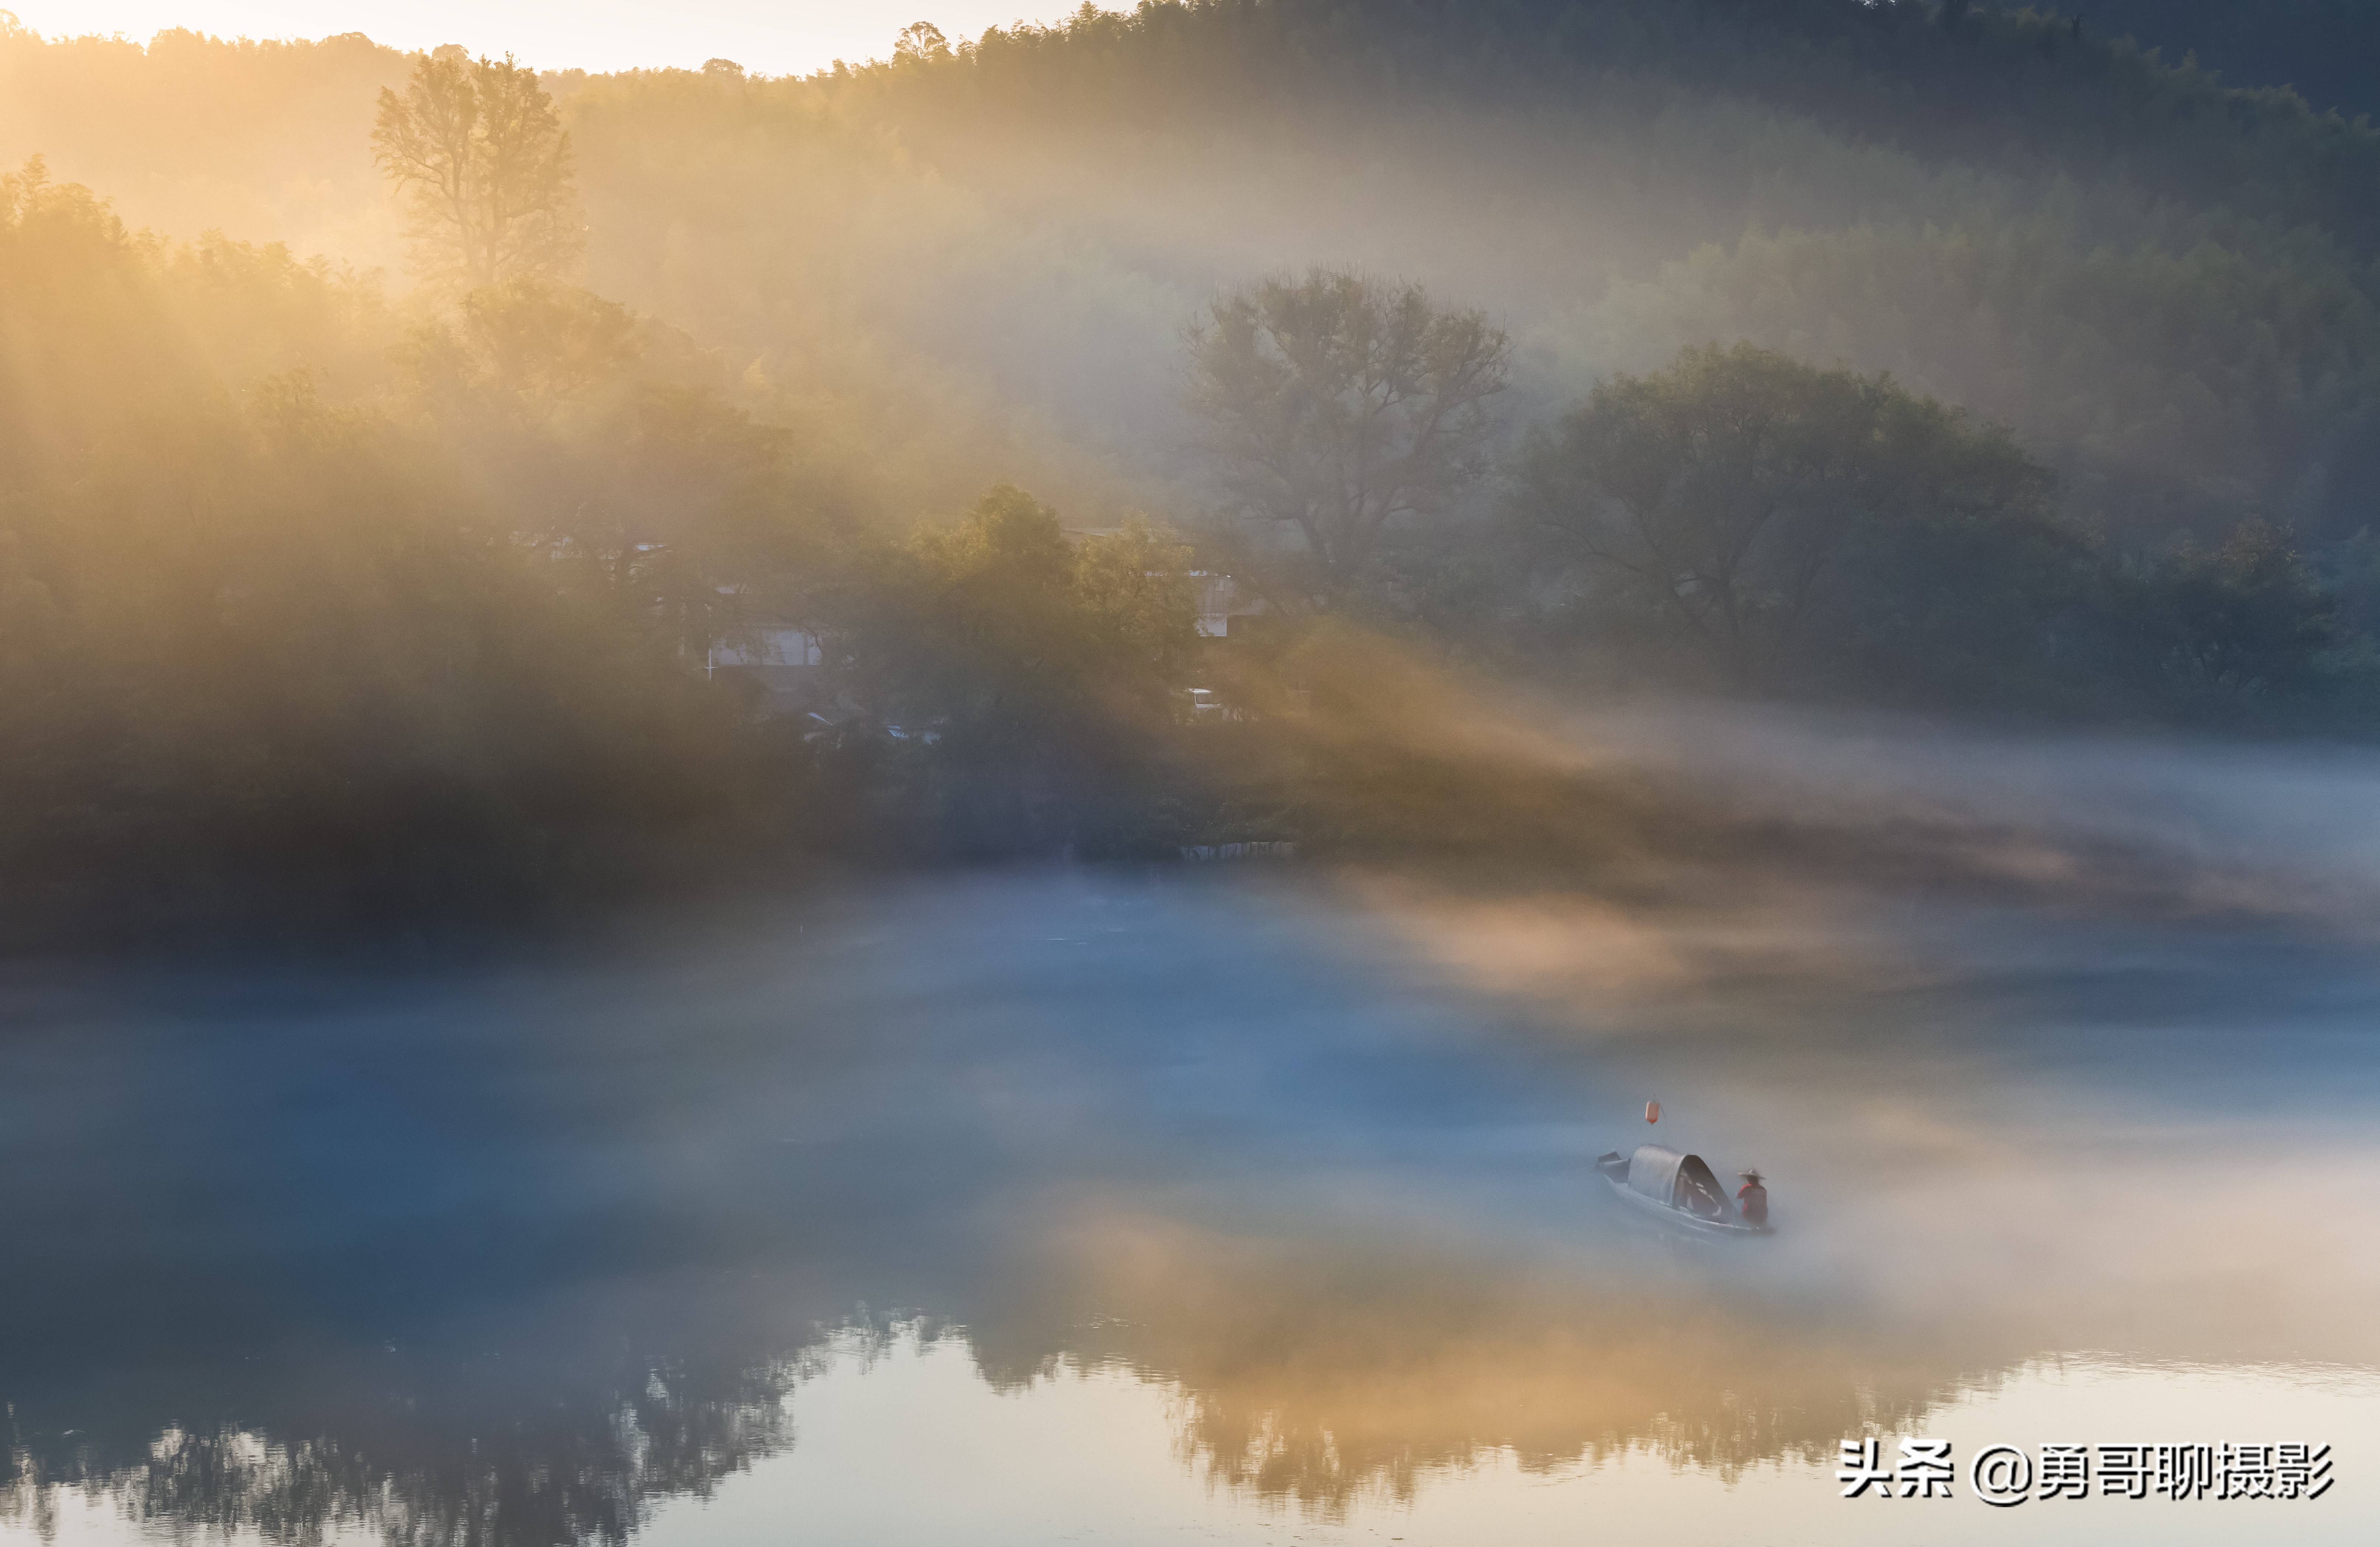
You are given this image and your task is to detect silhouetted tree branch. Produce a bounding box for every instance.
[373,46,582,289]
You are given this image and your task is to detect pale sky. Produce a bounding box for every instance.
[2,2,1093,74]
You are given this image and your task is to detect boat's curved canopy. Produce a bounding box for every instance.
[1627,1144,1732,1215]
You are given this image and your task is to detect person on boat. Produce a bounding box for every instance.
[1735,1169,1769,1227]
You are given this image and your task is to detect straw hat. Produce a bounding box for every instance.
[1738,1168,1765,1184]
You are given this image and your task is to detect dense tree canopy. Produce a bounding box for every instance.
[1514,342,2352,714]
[0,159,1208,934]
[1518,344,2068,691]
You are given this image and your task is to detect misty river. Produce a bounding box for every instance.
[4,710,2377,1546]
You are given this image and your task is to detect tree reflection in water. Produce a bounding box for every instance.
[1,1213,2007,1544]
[0,1284,832,1547]
[1012,1213,1976,1513]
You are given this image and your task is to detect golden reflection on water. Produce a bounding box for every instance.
[1034,1208,1968,1507]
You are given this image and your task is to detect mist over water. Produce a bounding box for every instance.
[3,706,2374,1546]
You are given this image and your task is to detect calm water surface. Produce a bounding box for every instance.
[4,718,2377,1546]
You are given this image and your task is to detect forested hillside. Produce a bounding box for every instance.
[4,0,2380,937]
[10,1,2379,543]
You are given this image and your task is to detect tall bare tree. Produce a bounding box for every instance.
[1186,268,1509,613]
[371,46,582,290]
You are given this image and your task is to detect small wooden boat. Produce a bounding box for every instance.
[1595,1143,1773,1237]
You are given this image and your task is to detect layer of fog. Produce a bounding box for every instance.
[1516,696,2380,930]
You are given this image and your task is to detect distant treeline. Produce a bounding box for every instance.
[8,4,2380,940]
[9,2,2380,545]
[2070,0,2380,122]
[806,0,2380,550]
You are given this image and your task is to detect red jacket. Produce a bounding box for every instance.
[1736,1183,1768,1224]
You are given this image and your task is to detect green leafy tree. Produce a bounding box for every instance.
[1518,343,2069,692]
[372,46,582,289]
[1187,268,1510,614]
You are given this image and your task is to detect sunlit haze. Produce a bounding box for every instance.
[3,1,1083,72]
